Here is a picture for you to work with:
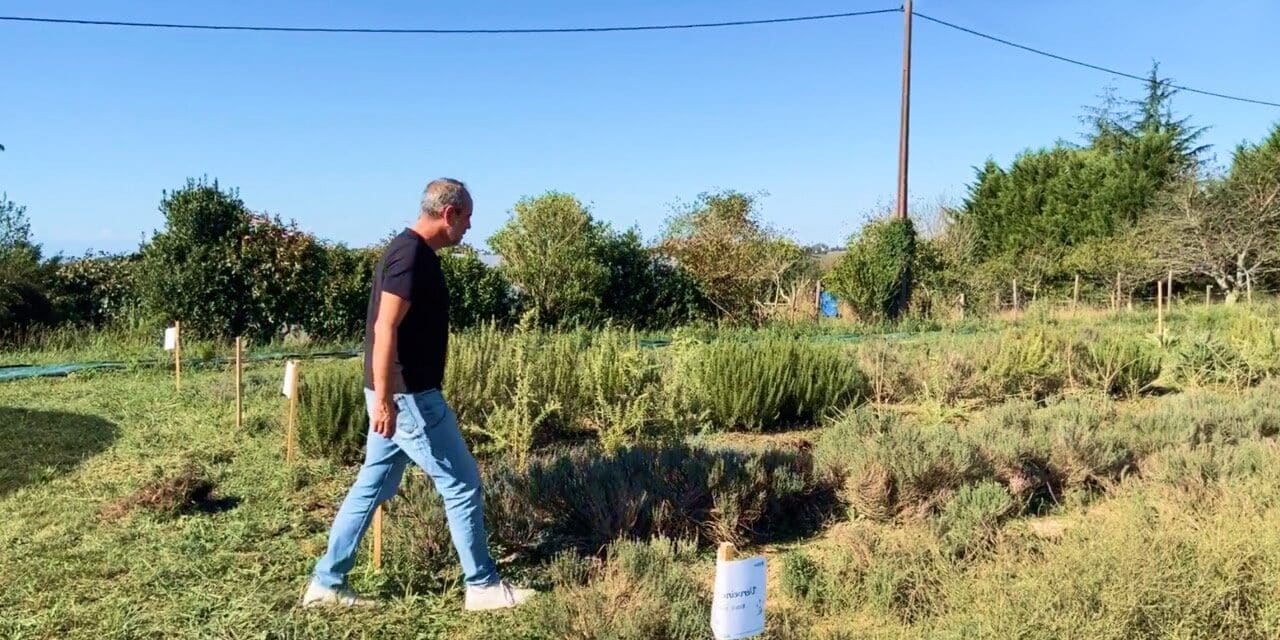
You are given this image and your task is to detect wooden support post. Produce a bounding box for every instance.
[1012,279,1020,311]
[1206,285,1211,307]
[717,541,737,562]
[1157,281,1165,337]
[174,321,182,392]
[284,360,299,463]
[1115,272,1122,312]
[1073,274,1080,313]
[372,504,384,569]
[1167,271,1173,311]
[958,292,966,321]
[894,0,913,221]
[234,337,243,430]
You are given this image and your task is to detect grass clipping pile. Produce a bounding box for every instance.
[100,460,232,522]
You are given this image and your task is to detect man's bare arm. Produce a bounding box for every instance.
[371,291,410,438]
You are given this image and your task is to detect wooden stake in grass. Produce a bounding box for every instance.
[1012,278,1020,312]
[1157,280,1165,337]
[1115,272,1122,312]
[717,541,736,562]
[1073,274,1080,313]
[234,337,243,430]
[372,504,384,569]
[282,360,299,463]
[1206,284,1212,307]
[1167,270,1174,310]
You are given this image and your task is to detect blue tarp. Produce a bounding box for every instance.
[820,291,839,318]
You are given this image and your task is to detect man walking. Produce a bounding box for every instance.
[302,178,533,611]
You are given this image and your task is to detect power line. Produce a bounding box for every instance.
[0,8,901,35]
[5,7,1276,109]
[913,11,1280,109]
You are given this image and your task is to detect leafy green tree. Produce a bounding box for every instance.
[956,65,1206,297]
[50,252,142,328]
[440,245,515,329]
[489,192,609,326]
[139,178,324,341]
[304,243,378,342]
[1228,122,1280,187]
[826,217,916,320]
[238,212,326,339]
[596,229,708,328]
[0,193,54,332]
[657,190,806,324]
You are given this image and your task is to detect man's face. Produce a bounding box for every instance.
[444,198,473,246]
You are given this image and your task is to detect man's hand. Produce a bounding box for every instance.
[372,396,398,439]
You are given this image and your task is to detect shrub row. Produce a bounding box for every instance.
[815,379,1280,558]
[382,443,835,589]
[294,319,1280,464]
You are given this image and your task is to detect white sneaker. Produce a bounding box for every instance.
[464,580,536,611]
[300,580,378,608]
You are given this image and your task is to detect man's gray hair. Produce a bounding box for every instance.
[420,178,470,218]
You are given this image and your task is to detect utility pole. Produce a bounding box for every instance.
[895,0,913,220]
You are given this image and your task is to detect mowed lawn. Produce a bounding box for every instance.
[0,366,483,639]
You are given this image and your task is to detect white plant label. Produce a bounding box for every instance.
[282,361,298,398]
[163,327,177,351]
[711,555,766,640]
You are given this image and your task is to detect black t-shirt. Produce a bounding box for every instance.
[362,229,450,393]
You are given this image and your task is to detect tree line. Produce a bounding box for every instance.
[2,65,1278,341]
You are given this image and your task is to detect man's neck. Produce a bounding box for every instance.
[408,219,448,252]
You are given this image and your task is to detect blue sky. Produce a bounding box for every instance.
[3,1,1278,257]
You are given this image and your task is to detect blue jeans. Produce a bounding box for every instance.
[312,388,499,588]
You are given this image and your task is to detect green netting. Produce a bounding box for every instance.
[0,363,126,381]
[0,349,362,383]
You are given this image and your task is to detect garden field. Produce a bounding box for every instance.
[6,302,1280,639]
